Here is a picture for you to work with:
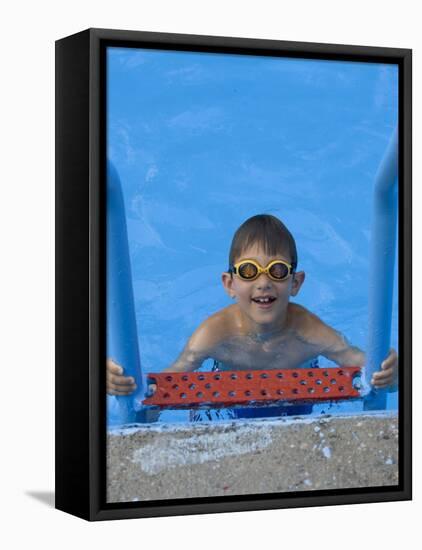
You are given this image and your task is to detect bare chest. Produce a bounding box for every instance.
[212,334,319,370]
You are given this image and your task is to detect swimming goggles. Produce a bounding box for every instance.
[229,259,294,282]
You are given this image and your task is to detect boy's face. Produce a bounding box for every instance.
[222,242,305,330]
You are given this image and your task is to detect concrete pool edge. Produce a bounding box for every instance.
[107,411,399,503]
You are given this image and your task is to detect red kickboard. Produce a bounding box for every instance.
[142,367,362,409]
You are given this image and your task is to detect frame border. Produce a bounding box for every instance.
[55,28,412,521]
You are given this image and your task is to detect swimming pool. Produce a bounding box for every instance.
[107,47,398,423]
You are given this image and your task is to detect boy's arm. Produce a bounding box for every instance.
[319,330,366,367]
[298,308,365,366]
[163,317,222,372]
[163,339,209,373]
[301,310,397,389]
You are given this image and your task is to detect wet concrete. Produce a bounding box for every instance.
[107,412,398,503]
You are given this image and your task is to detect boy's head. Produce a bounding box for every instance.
[222,214,305,329]
[228,214,298,271]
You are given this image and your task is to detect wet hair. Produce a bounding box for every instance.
[228,214,298,272]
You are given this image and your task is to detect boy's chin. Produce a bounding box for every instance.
[249,300,279,316]
[247,308,280,325]
[238,302,283,325]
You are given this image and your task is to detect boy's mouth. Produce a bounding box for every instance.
[251,295,277,308]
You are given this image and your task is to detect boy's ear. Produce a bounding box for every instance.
[221,272,235,299]
[290,271,305,297]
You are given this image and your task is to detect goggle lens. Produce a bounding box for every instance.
[268,262,289,280]
[238,262,259,279]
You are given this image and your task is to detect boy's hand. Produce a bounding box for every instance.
[371,348,398,389]
[106,358,137,395]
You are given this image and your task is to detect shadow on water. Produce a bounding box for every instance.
[26,491,55,508]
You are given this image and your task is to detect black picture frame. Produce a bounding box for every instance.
[55,27,412,521]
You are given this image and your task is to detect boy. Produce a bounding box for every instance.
[107,214,398,418]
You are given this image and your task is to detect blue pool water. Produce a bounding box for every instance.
[107,47,398,422]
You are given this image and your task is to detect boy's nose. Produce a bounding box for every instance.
[255,273,273,288]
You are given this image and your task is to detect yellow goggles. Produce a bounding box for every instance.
[230,259,294,282]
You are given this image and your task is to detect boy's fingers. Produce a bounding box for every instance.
[372,377,392,387]
[371,376,390,387]
[372,370,394,387]
[373,368,393,381]
[107,373,136,387]
[382,349,398,368]
[107,360,123,375]
[109,383,137,392]
[381,358,394,370]
[374,380,392,388]
[108,381,136,392]
[107,375,136,386]
[108,388,136,396]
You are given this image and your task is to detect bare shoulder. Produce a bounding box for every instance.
[288,303,345,351]
[187,305,235,354]
[287,302,317,331]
